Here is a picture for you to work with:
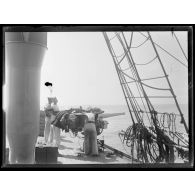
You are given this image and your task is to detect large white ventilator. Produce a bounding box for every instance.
[5,32,47,164]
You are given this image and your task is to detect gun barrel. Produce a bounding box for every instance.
[99,112,125,119]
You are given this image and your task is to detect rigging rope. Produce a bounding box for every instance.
[120,70,170,91]
[135,56,158,66]
[173,32,188,61]
[114,51,127,58]
[118,122,177,163]
[119,32,153,126]
[103,33,137,124]
[120,67,130,71]
[109,32,121,41]
[130,36,150,48]
[104,32,189,163]
[129,32,133,49]
[113,47,144,124]
[139,32,188,68]
[147,31,189,135]
[117,62,144,123]
[119,33,156,117]
[141,82,170,91]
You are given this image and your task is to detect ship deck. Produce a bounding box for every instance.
[37,132,132,164]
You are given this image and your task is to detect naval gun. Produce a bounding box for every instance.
[50,107,125,136]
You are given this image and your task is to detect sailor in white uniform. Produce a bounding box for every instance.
[44,82,55,145]
[51,97,61,147]
[44,98,54,144]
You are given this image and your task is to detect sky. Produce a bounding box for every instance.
[40,32,126,108]
[40,31,188,109]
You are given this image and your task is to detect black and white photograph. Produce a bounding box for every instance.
[2,25,193,169]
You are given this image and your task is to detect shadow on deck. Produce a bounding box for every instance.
[57,132,131,164]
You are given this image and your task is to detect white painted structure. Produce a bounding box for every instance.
[5,32,47,164]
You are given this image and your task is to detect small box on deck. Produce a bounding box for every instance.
[35,144,58,164]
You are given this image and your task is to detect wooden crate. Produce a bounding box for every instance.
[35,144,58,164]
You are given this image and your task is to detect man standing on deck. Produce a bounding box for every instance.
[44,82,54,144]
[44,98,54,144]
[51,97,61,146]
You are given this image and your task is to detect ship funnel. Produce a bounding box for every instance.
[5,32,47,164]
